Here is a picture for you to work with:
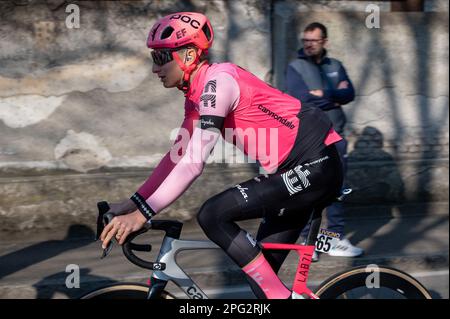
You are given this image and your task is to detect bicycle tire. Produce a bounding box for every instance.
[315,265,432,299]
[79,283,176,299]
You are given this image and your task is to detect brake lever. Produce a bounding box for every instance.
[100,212,115,259]
[101,241,114,259]
[96,201,110,240]
[96,201,116,259]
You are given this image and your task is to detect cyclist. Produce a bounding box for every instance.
[100,12,343,299]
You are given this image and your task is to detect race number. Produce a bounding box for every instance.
[315,229,341,253]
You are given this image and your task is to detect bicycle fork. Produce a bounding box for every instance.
[147,276,170,299]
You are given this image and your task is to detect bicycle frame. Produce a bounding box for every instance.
[148,235,318,299]
[96,194,341,299]
[150,236,220,299]
[94,188,432,300]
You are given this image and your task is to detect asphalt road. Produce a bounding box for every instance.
[175,269,449,299]
[0,210,448,299]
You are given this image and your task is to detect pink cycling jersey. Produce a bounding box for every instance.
[136,62,341,215]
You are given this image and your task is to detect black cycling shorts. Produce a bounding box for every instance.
[197,143,343,270]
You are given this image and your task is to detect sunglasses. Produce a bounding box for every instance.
[151,50,174,66]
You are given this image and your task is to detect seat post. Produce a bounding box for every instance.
[305,207,324,246]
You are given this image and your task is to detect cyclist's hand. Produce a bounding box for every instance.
[100,210,147,247]
[337,80,349,89]
[310,89,324,97]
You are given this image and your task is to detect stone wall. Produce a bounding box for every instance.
[0,0,271,166]
[0,0,273,232]
[273,1,449,204]
[0,0,448,232]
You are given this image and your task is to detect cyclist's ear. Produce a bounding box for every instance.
[184,48,197,65]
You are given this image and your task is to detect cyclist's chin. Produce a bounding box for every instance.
[162,80,177,88]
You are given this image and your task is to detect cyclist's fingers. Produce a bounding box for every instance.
[100,221,114,241]
[118,227,132,245]
[100,217,119,241]
[102,222,119,249]
[115,224,126,242]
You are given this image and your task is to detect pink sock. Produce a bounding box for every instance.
[243,253,291,299]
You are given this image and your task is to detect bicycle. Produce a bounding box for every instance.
[80,190,432,299]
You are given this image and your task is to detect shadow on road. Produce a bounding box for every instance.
[0,224,122,298]
[33,267,116,299]
[0,225,95,281]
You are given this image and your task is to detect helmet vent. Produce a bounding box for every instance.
[202,24,212,41]
[161,26,175,40]
[151,24,161,41]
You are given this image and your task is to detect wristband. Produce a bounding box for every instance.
[130,192,156,221]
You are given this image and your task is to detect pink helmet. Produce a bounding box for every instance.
[147,12,214,50]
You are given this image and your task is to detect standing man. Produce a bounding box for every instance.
[286,22,363,260]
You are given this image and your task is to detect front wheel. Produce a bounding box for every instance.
[79,283,176,299]
[315,265,432,299]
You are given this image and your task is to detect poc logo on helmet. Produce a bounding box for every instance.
[170,14,200,29]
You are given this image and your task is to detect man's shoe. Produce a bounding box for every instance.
[328,238,364,257]
[290,291,306,299]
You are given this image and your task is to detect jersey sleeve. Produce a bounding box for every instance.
[131,72,240,219]
[198,72,240,131]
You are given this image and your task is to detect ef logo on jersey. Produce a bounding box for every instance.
[200,80,217,108]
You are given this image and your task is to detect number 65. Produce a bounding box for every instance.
[316,235,332,252]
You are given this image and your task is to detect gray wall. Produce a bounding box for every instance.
[0,0,448,232]
[0,0,271,166]
[273,1,449,205]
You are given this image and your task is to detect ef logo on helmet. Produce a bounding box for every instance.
[176,28,187,39]
[170,14,201,29]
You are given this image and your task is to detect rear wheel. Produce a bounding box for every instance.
[80,283,176,299]
[315,265,432,299]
